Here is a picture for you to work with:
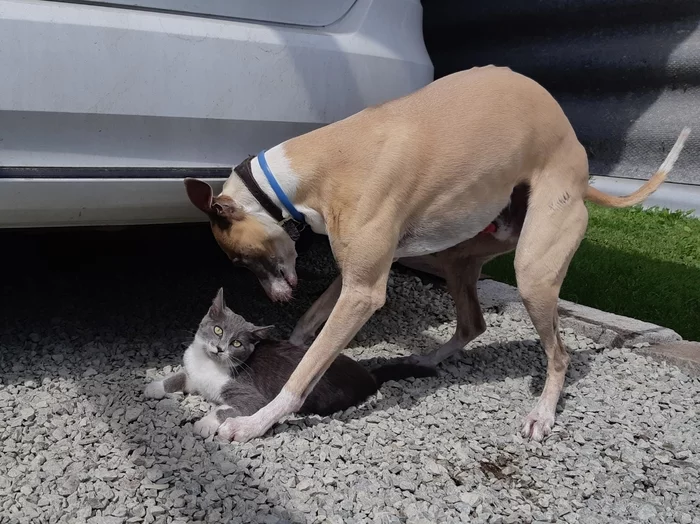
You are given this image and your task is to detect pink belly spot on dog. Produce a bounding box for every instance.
[482,223,497,234]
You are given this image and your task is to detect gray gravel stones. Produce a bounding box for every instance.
[1,235,699,524]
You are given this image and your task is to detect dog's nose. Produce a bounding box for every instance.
[279,266,298,288]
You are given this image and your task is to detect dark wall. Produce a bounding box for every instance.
[421,0,700,185]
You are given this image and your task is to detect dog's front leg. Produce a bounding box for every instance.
[219,237,395,442]
[218,283,389,442]
[289,275,342,348]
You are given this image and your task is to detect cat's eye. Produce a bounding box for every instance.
[231,340,242,348]
[213,326,223,337]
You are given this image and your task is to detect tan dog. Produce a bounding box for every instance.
[184,66,690,443]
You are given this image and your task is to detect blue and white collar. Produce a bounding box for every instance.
[257,150,306,224]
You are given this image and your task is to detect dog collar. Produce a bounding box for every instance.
[233,155,304,242]
[257,150,306,224]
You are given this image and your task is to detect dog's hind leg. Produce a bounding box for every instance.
[514,177,588,442]
[412,230,519,366]
[290,276,342,347]
[413,254,487,366]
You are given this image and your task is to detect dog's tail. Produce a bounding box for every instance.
[584,127,691,208]
[370,361,438,387]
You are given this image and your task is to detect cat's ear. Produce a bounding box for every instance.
[209,287,226,317]
[250,325,276,342]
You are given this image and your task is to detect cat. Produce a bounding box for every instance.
[144,287,437,438]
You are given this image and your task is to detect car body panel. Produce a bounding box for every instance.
[51,0,358,27]
[0,0,433,227]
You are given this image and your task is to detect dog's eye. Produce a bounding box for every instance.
[213,326,223,337]
[231,340,242,348]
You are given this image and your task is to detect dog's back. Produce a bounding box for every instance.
[282,65,586,248]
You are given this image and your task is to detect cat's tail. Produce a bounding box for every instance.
[370,361,438,387]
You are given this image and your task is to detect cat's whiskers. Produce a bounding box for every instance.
[231,358,255,382]
[223,355,239,375]
[227,355,255,382]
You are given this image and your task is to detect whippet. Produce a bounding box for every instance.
[184,65,690,443]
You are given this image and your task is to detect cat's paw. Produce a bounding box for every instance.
[218,416,267,443]
[193,415,221,438]
[144,381,166,400]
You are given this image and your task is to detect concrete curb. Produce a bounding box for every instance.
[476,279,683,348]
[396,258,683,348]
[635,342,700,376]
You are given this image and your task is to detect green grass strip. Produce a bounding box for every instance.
[484,204,700,341]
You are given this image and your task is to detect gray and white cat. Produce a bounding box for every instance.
[144,288,436,438]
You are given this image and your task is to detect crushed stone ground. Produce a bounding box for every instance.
[1,226,698,524]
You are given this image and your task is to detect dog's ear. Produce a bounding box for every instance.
[210,196,240,220]
[185,179,240,221]
[184,178,214,214]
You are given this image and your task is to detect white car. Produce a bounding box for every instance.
[0,0,433,228]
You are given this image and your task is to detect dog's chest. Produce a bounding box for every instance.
[183,347,230,404]
[395,204,505,257]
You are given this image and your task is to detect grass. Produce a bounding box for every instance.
[484,204,700,341]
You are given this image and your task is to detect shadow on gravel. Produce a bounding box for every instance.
[0,224,601,520]
[0,223,594,425]
[340,339,596,426]
[0,224,338,522]
[0,224,333,381]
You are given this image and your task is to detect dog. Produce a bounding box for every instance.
[184,65,690,443]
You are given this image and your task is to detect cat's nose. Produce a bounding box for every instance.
[216,346,225,353]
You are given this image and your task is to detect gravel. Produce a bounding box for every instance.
[1,225,699,524]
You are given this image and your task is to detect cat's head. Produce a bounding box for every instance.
[195,288,275,369]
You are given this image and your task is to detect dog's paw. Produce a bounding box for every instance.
[218,416,267,443]
[193,415,221,438]
[144,381,166,400]
[521,403,555,442]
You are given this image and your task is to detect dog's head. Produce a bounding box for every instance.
[184,178,298,302]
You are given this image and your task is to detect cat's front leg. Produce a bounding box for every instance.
[193,405,243,438]
[144,371,190,400]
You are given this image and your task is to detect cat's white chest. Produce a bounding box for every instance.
[183,346,231,404]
